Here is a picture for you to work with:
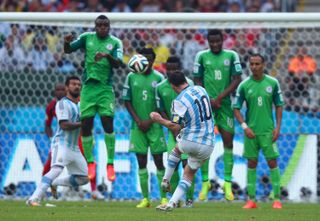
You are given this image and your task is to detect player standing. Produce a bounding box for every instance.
[233,54,283,209]
[64,15,123,182]
[193,29,242,201]
[155,56,195,207]
[151,70,215,211]
[27,76,88,206]
[122,48,167,208]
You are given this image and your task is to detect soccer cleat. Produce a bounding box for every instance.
[51,185,58,199]
[26,198,41,207]
[223,182,234,201]
[161,179,171,193]
[160,198,168,206]
[183,199,193,208]
[88,162,96,181]
[92,190,105,200]
[136,198,151,208]
[272,200,282,209]
[243,200,257,209]
[156,202,175,212]
[198,181,211,201]
[107,164,116,182]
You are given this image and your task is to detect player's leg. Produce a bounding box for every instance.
[98,85,116,182]
[243,136,259,209]
[260,134,281,209]
[198,159,210,201]
[220,127,235,201]
[153,153,167,205]
[42,150,52,176]
[167,132,179,196]
[101,116,116,182]
[81,117,95,180]
[182,158,195,208]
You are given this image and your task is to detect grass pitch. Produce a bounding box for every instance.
[1,200,320,221]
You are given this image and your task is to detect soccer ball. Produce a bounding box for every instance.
[128,54,149,74]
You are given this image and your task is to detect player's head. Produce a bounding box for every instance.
[54,83,66,100]
[65,76,81,99]
[166,56,181,77]
[138,47,156,73]
[168,70,188,93]
[95,15,110,38]
[207,29,223,54]
[249,53,265,78]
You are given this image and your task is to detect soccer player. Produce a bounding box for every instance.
[42,83,65,177]
[193,29,242,201]
[233,54,283,209]
[122,48,167,208]
[155,56,195,207]
[64,15,123,182]
[27,76,88,206]
[151,70,215,212]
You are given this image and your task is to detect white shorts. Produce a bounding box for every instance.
[51,144,88,176]
[177,139,214,170]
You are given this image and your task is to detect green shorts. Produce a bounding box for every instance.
[214,105,234,134]
[80,80,115,119]
[129,124,167,154]
[168,131,187,160]
[243,133,279,160]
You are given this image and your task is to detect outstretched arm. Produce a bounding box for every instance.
[150,112,181,135]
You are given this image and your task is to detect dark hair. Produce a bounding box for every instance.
[138,47,156,60]
[207,29,223,40]
[65,76,80,86]
[166,56,181,68]
[168,71,187,86]
[250,53,265,63]
[95,15,110,23]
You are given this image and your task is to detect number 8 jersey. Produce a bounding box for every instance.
[171,85,215,146]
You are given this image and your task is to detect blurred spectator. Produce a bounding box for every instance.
[27,36,55,71]
[138,0,162,12]
[197,0,219,12]
[286,47,317,112]
[261,0,276,12]
[45,27,59,53]
[112,0,132,12]
[0,36,25,71]
[21,27,35,51]
[85,0,105,12]
[228,1,242,12]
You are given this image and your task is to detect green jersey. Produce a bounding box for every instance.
[155,77,194,118]
[70,32,123,85]
[122,70,164,123]
[233,75,284,135]
[193,49,242,105]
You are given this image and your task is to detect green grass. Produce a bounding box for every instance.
[1,200,320,221]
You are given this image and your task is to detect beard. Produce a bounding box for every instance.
[69,91,80,99]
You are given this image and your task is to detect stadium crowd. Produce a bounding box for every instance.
[0,0,295,13]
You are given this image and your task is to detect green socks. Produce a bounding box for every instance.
[82,136,94,163]
[247,168,257,200]
[223,147,234,182]
[186,176,195,200]
[270,167,281,200]
[157,170,166,198]
[104,133,115,164]
[170,171,180,194]
[139,169,149,198]
[200,159,209,182]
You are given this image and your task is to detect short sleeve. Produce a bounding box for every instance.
[171,100,187,124]
[155,85,164,111]
[112,38,123,62]
[69,32,87,51]
[273,80,285,107]
[232,84,245,109]
[122,73,132,101]
[55,100,69,122]
[231,51,242,76]
[193,51,204,78]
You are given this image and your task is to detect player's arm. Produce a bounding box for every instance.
[272,80,285,142]
[59,120,81,131]
[193,51,204,87]
[95,38,123,68]
[150,112,181,135]
[233,85,255,138]
[64,33,86,54]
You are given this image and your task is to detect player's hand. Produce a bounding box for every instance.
[64,34,74,43]
[215,95,222,108]
[94,52,107,62]
[244,128,255,139]
[210,99,220,110]
[150,112,162,122]
[272,127,280,142]
[139,120,153,132]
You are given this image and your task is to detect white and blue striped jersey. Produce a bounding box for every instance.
[51,97,80,152]
[171,85,215,146]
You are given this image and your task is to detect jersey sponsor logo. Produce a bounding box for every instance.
[106,44,113,50]
[205,61,211,65]
[88,41,93,46]
[152,81,158,88]
[248,89,253,94]
[266,86,273,93]
[224,59,230,66]
[172,115,180,124]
